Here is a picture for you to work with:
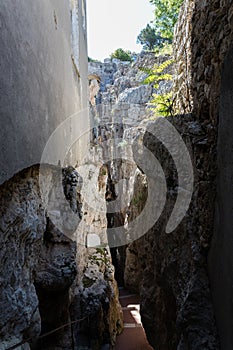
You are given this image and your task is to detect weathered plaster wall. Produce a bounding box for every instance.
[0,0,88,184]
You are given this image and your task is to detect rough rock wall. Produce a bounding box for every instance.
[0,162,122,350]
[97,108,220,349]
[88,53,157,287]
[123,169,148,293]
[0,169,87,350]
[174,0,233,122]
[87,53,173,292]
[87,8,233,348]
[174,1,233,349]
[0,166,47,350]
[137,117,219,350]
[34,218,77,350]
[68,147,123,349]
[173,0,195,114]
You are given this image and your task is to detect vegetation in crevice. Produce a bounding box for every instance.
[140,58,176,117]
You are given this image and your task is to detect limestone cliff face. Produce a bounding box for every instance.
[68,148,123,349]
[88,29,231,349]
[109,1,233,348]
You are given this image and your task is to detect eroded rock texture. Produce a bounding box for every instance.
[33,218,77,349]
[173,1,233,349]
[0,163,122,350]
[70,248,122,349]
[136,117,219,350]
[68,154,123,349]
[87,10,233,347]
[0,165,50,349]
[89,2,233,349]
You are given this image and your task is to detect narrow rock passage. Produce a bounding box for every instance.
[115,288,154,350]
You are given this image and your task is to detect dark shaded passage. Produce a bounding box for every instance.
[115,288,154,350]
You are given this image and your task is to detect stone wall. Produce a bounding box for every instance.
[174,1,233,349]
[174,0,233,123]
[137,116,219,350]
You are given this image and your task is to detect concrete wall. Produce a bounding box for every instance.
[0,0,88,184]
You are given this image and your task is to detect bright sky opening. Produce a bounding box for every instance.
[86,0,154,62]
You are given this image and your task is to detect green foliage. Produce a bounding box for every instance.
[137,24,169,51]
[99,166,107,176]
[150,0,183,41]
[90,248,109,266]
[153,42,173,55]
[141,58,175,117]
[131,193,144,206]
[141,58,173,88]
[150,92,174,117]
[88,57,99,62]
[110,48,132,62]
[82,275,95,288]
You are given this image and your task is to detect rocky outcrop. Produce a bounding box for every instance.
[111,1,233,349]
[87,2,233,349]
[0,165,56,349]
[68,152,123,349]
[71,248,123,349]
[88,20,232,348]
[0,163,122,350]
[33,218,77,350]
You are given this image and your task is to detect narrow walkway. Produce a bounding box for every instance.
[115,288,154,350]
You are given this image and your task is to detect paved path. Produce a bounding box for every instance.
[115,288,154,350]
